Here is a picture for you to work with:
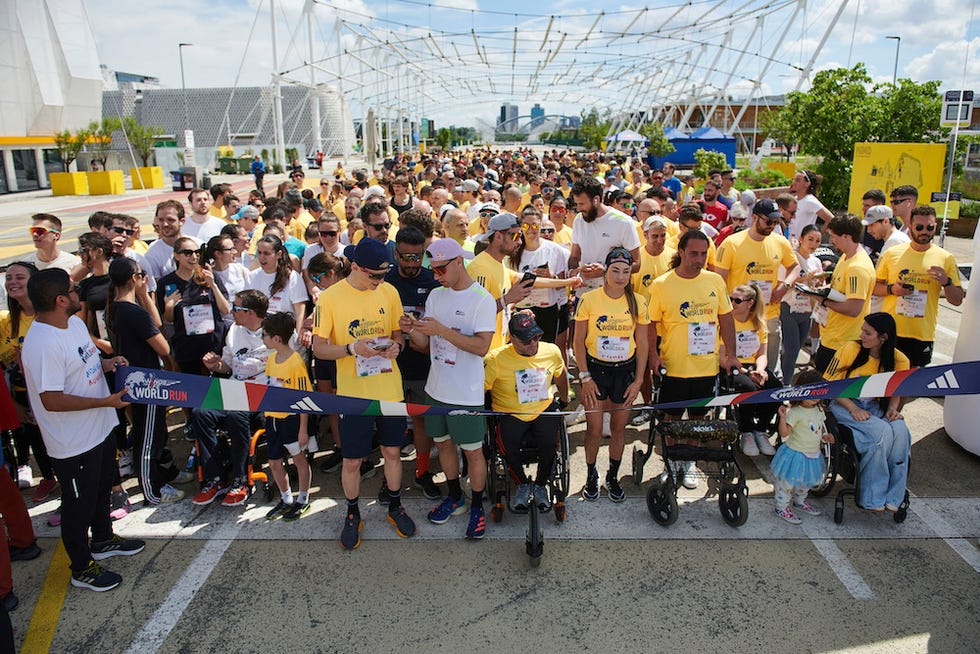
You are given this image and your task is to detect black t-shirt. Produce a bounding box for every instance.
[109,300,162,370]
[384,267,440,381]
[78,274,111,340]
[156,272,228,364]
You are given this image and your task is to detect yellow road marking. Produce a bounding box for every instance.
[20,541,71,654]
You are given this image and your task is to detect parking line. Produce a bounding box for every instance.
[20,541,71,654]
[908,493,980,574]
[122,519,243,654]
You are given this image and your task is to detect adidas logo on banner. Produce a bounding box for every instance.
[290,397,324,412]
[926,370,960,390]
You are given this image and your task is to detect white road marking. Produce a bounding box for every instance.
[935,324,958,338]
[909,493,980,574]
[122,519,243,654]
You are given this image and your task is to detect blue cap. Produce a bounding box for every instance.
[344,238,391,271]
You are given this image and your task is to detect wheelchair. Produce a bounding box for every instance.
[191,411,276,503]
[485,411,570,567]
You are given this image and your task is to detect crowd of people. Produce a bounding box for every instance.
[0,147,965,593]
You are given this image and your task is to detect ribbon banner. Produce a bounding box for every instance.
[115,362,980,418]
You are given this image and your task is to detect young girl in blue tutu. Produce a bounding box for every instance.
[771,369,834,524]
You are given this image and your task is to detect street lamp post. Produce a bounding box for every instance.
[885,36,901,86]
[178,43,193,144]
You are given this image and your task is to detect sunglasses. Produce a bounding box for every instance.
[622,203,635,210]
[550,207,567,214]
[112,226,136,236]
[319,230,338,237]
[913,223,937,232]
[504,230,522,242]
[176,249,200,257]
[431,257,459,275]
[539,228,555,235]
[516,335,543,344]
[891,198,913,205]
[310,272,327,285]
[730,296,753,305]
[368,222,391,231]
[759,217,780,226]
[231,305,251,313]
[133,271,147,279]
[521,223,540,233]
[29,226,59,237]
[395,250,421,262]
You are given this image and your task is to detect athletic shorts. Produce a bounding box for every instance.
[339,415,407,460]
[896,337,933,368]
[586,355,636,405]
[313,357,336,384]
[422,392,486,451]
[403,378,427,404]
[659,375,716,418]
[264,414,300,460]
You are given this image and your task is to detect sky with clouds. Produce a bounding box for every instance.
[86,0,980,131]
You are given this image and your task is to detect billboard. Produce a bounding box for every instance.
[848,143,947,216]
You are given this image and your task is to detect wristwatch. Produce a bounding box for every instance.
[943,278,952,287]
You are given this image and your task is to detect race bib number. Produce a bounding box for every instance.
[183,304,215,336]
[736,330,760,360]
[354,353,393,377]
[515,368,550,404]
[789,291,812,314]
[432,336,458,366]
[597,336,630,362]
[897,291,927,318]
[688,322,716,356]
[520,287,551,308]
[811,303,829,327]
[756,280,773,304]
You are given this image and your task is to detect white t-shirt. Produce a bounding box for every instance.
[515,240,570,308]
[221,323,271,383]
[143,236,203,281]
[245,268,308,315]
[790,194,828,242]
[215,263,249,307]
[21,316,118,459]
[25,249,81,274]
[572,208,641,295]
[182,215,227,244]
[301,241,346,269]
[423,283,497,406]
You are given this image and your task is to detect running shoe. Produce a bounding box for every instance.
[465,505,486,540]
[70,561,121,592]
[158,484,184,503]
[414,472,442,500]
[377,480,392,507]
[630,409,651,427]
[793,500,822,516]
[117,449,133,478]
[754,431,776,456]
[340,513,363,550]
[192,478,227,506]
[222,479,249,507]
[359,460,377,480]
[283,502,311,521]
[532,484,551,511]
[681,461,699,490]
[8,540,41,562]
[775,507,802,524]
[386,506,416,538]
[109,491,131,521]
[32,478,58,503]
[318,451,343,474]
[512,482,532,511]
[427,496,467,524]
[172,470,196,485]
[605,475,626,503]
[564,405,586,426]
[90,535,145,560]
[740,433,760,457]
[265,500,291,521]
[582,468,600,501]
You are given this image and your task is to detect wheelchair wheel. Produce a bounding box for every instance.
[894,490,910,523]
[631,445,645,486]
[646,478,678,526]
[555,424,571,502]
[553,502,566,523]
[719,484,748,527]
[526,501,543,566]
[809,439,839,498]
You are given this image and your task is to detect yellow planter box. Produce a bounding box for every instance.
[87,170,125,195]
[49,172,89,196]
[130,166,165,189]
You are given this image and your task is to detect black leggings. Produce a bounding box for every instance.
[496,408,560,485]
[10,392,54,479]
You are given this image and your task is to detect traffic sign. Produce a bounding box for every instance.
[941,90,974,128]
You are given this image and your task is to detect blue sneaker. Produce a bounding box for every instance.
[427,496,467,524]
[465,505,486,540]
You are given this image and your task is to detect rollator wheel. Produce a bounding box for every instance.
[263,483,274,503]
[631,446,644,486]
[718,460,736,482]
[834,505,844,524]
[719,484,748,527]
[491,504,504,523]
[894,491,910,523]
[526,501,543,566]
[646,479,678,526]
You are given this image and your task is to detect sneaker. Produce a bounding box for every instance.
[359,460,377,480]
[265,500,291,521]
[47,509,61,527]
[377,480,391,507]
[602,413,612,438]
[414,472,442,500]
[90,534,145,560]
[172,470,196,485]
[775,507,802,524]
[754,431,776,456]
[386,506,416,538]
[222,480,249,507]
[158,484,184,503]
[283,502,311,521]
[533,484,551,511]
[70,561,121,592]
[564,405,586,426]
[512,482,532,511]
[794,500,822,516]
[681,461,699,490]
[109,491,131,521]
[8,540,41,562]
[427,496,467,524]
[740,433,760,456]
[582,469,600,501]
[16,465,31,489]
[465,505,486,539]
[340,513,363,550]
[400,442,416,457]
[32,478,58,503]
[183,424,195,442]
[630,409,651,427]
[192,478,227,506]
[319,451,343,474]
[605,475,626,502]
[118,449,133,477]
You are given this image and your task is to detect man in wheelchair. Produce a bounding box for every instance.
[484,312,569,511]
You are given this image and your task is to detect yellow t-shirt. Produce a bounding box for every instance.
[624,183,650,196]
[824,341,911,381]
[553,224,574,248]
[265,350,312,419]
[648,270,732,378]
[716,230,797,321]
[131,239,149,255]
[312,279,404,401]
[631,247,674,305]
[0,311,34,388]
[331,198,346,222]
[821,249,875,352]
[287,211,314,242]
[484,342,565,422]
[467,216,486,238]
[574,287,649,362]
[666,232,717,268]
[875,243,961,342]
[724,317,768,365]
[467,251,520,351]
[207,205,227,220]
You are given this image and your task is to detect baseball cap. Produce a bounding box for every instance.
[235,205,259,221]
[345,238,391,271]
[364,185,386,199]
[478,202,500,216]
[425,238,472,263]
[509,311,544,342]
[642,216,668,232]
[461,179,480,192]
[862,204,893,226]
[752,198,782,221]
[476,213,520,242]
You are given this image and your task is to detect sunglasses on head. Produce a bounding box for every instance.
[431,257,459,275]
[319,230,338,237]
[29,226,59,237]
[176,248,200,257]
[913,223,936,232]
[112,226,136,236]
[395,250,421,262]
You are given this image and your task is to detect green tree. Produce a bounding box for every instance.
[122,117,162,167]
[580,108,612,151]
[639,121,676,158]
[87,117,122,170]
[693,149,728,179]
[53,127,91,172]
[759,109,795,162]
[435,128,452,150]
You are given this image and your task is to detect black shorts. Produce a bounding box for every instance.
[896,337,933,368]
[659,375,716,418]
[339,415,407,460]
[264,414,300,460]
[528,304,568,343]
[313,357,336,384]
[586,355,636,405]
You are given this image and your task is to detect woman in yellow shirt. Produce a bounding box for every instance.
[824,312,911,512]
[573,247,648,504]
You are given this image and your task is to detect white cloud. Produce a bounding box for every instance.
[906,37,980,90]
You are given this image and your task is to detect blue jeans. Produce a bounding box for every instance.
[830,399,911,510]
